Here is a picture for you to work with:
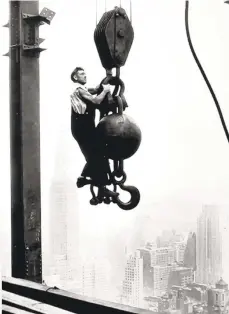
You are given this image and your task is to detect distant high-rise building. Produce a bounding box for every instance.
[157,230,184,248]
[151,247,176,267]
[138,248,154,297]
[72,257,111,301]
[138,243,176,297]
[196,205,222,285]
[122,250,144,308]
[105,230,129,296]
[47,179,79,289]
[152,265,173,296]
[184,232,196,271]
[129,215,157,251]
[145,242,157,251]
[168,266,194,289]
[171,242,186,265]
[43,135,79,290]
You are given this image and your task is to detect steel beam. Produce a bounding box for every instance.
[10,0,42,282]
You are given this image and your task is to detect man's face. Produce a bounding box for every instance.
[75,70,87,84]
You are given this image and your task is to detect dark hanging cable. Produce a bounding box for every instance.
[185,0,229,143]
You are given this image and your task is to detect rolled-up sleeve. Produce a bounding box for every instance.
[70,89,87,114]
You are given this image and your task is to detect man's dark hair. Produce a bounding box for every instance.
[71,67,84,83]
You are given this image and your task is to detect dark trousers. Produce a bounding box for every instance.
[71,114,110,186]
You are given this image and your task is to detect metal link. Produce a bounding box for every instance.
[89,66,140,210]
[113,160,123,178]
[116,95,123,114]
[116,67,120,78]
[112,170,127,185]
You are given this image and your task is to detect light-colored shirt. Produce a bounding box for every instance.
[70,83,91,114]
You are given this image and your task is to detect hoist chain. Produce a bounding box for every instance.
[97,68,127,118]
[100,67,126,188]
[88,68,140,210]
[77,6,140,210]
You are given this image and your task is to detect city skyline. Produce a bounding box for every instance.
[119,207,228,311]
[42,191,229,308]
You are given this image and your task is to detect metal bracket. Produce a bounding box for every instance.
[22,44,46,58]
[23,44,46,52]
[2,22,9,28]
[21,9,54,56]
[39,7,56,24]
[3,44,46,58]
[22,7,55,26]
[22,13,46,26]
[3,44,20,57]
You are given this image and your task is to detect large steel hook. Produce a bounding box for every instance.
[113,184,140,210]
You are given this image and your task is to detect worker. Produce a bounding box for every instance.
[70,67,118,199]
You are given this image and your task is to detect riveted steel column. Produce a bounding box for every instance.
[9,0,42,282]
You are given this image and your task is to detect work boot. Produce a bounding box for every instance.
[76,176,92,188]
[100,186,119,198]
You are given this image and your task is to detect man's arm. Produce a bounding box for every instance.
[88,85,100,95]
[78,85,110,107]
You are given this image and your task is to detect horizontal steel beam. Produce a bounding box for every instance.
[2,277,152,314]
[2,304,36,314]
[3,291,74,314]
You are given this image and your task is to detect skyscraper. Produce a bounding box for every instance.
[138,247,154,297]
[168,266,194,289]
[72,257,111,301]
[152,265,172,296]
[138,242,177,297]
[184,232,196,271]
[196,205,222,285]
[151,247,176,267]
[156,230,184,248]
[129,215,157,251]
[46,178,79,289]
[172,242,186,265]
[43,133,79,290]
[122,250,144,308]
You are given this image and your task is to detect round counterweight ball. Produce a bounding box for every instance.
[97,113,141,160]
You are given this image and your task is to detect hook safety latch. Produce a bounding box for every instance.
[113,184,140,210]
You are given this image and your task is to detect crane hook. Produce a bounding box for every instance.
[113,184,140,210]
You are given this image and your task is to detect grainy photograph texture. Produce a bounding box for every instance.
[1,0,229,313]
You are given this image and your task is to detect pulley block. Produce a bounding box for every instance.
[94,6,134,70]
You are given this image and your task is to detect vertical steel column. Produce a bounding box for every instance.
[10,0,42,282]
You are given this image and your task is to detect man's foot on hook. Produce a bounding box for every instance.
[103,197,111,204]
[76,176,92,188]
[100,186,119,198]
[90,197,99,205]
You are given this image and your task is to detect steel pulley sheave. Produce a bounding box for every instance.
[94,6,134,70]
[94,6,141,161]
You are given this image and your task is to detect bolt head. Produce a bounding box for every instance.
[118,29,125,38]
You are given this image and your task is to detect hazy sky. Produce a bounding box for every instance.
[1,0,229,280]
